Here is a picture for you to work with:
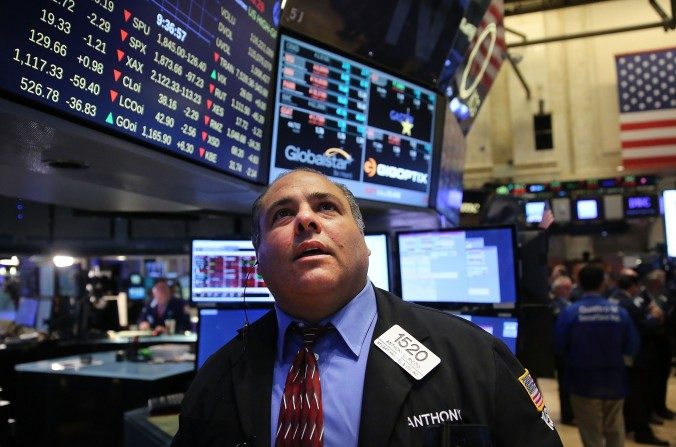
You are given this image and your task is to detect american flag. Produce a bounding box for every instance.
[615,48,676,171]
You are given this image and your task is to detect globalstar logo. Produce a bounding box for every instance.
[363,157,428,184]
[284,145,353,170]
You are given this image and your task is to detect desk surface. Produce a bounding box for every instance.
[15,351,194,381]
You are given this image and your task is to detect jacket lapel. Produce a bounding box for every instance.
[231,311,277,446]
[359,289,431,446]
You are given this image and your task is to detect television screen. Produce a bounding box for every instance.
[191,239,270,304]
[573,197,602,221]
[524,200,547,224]
[624,195,658,218]
[458,314,518,354]
[15,297,39,327]
[364,233,390,291]
[397,226,518,305]
[269,34,441,208]
[664,190,676,258]
[196,307,270,368]
[604,194,624,220]
[0,0,278,183]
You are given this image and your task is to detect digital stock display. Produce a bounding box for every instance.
[269,34,440,207]
[0,0,279,183]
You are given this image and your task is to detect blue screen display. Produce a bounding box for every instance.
[196,307,270,368]
[398,226,518,305]
[15,297,39,327]
[458,314,519,354]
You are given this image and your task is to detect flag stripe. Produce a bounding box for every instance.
[621,119,676,131]
[622,146,676,158]
[621,128,676,141]
[622,137,676,148]
[623,155,676,170]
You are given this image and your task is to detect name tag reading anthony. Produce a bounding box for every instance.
[375,325,440,380]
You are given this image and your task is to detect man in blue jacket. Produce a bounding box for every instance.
[555,264,640,447]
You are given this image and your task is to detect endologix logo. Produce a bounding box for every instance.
[284,145,353,170]
[364,158,428,184]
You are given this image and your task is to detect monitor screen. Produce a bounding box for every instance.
[624,195,658,218]
[458,314,518,354]
[364,233,390,291]
[664,190,676,258]
[397,226,518,305]
[196,307,270,368]
[573,197,602,221]
[191,239,270,304]
[269,34,441,208]
[0,1,278,183]
[127,286,146,300]
[524,200,547,224]
[15,297,39,327]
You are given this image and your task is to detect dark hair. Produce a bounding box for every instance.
[250,168,365,250]
[578,264,606,292]
[617,274,639,290]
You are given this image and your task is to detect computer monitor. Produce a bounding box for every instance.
[524,200,548,224]
[15,297,39,327]
[458,314,519,354]
[664,190,676,258]
[397,226,518,305]
[268,33,442,208]
[191,239,271,304]
[624,194,658,218]
[573,197,603,222]
[127,286,147,300]
[196,307,271,368]
[364,233,390,291]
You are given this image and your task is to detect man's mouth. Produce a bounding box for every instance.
[294,243,328,260]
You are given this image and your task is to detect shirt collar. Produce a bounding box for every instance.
[275,280,377,360]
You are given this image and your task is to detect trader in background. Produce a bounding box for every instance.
[555,264,640,447]
[137,279,190,335]
[173,168,563,447]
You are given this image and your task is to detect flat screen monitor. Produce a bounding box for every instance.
[573,197,603,222]
[196,307,270,368]
[269,33,441,208]
[191,239,270,304]
[127,286,146,300]
[624,194,658,218]
[458,314,518,354]
[0,1,278,183]
[397,226,518,305]
[364,233,390,291]
[15,297,39,327]
[664,190,676,258]
[524,200,547,224]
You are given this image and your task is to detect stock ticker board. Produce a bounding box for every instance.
[0,0,279,183]
[269,35,440,207]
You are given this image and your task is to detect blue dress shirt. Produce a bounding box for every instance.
[271,281,378,447]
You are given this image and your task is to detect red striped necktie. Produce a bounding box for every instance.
[276,323,334,447]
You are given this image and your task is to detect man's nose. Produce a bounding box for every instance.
[295,205,320,233]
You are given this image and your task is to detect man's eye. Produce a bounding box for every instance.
[272,209,291,221]
[320,202,337,211]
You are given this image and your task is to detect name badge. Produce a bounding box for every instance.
[374,325,440,380]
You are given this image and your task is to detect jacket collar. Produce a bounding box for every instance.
[359,288,431,446]
[231,310,277,445]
